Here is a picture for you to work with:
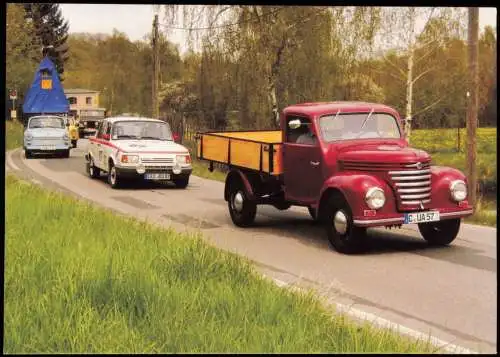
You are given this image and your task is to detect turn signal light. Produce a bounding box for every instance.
[458,200,468,208]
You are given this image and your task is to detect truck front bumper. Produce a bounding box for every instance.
[353,208,474,227]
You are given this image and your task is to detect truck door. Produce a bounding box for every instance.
[283,115,323,204]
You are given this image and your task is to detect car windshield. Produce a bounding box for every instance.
[318,112,401,142]
[111,120,173,141]
[29,117,65,129]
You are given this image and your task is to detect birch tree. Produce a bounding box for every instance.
[376,7,467,142]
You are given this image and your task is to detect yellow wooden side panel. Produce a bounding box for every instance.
[260,144,283,175]
[217,131,282,143]
[230,140,262,171]
[200,135,229,163]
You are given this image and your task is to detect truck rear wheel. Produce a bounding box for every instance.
[228,183,257,227]
[324,195,366,254]
[418,218,460,246]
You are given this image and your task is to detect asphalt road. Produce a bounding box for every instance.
[5,140,497,354]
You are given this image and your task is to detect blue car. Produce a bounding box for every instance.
[24,115,71,159]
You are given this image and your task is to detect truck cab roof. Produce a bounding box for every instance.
[283,101,400,119]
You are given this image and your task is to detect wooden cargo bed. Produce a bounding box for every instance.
[196,130,283,175]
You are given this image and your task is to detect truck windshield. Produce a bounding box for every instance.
[318,112,401,142]
[29,117,65,129]
[111,121,174,141]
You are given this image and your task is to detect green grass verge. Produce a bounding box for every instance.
[4,174,436,353]
[6,119,24,151]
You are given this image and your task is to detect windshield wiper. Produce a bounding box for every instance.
[140,136,165,140]
[359,108,375,130]
[116,135,138,139]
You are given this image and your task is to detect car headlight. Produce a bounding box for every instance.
[365,187,386,210]
[176,154,191,164]
[450,180,467,202]
[121,154,139,164]
[25,133,33,141]
[63,133,69,140]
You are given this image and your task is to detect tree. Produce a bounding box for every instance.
[376,7,466,142]
[24,3,70,80]
[6,3,40,114]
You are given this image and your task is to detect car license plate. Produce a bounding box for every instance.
[144,173,170,180]
[40,145,56,151]
[403,211,440,224]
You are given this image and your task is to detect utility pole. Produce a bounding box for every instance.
[466,7,479,208]
[152,14,160,119]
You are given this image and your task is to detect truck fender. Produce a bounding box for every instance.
[430,165,467,203]
[224,169,255,202]
[317,173,391,219]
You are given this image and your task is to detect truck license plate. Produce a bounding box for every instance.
[404,211,440,224]
[41,145,56,151]
[144,173,170,180]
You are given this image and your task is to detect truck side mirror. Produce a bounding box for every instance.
[288,119,302,130]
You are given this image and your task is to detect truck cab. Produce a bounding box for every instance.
[197,101,473,254]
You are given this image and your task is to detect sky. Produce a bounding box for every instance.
[59,4,497,55]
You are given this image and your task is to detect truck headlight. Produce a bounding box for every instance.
[176,154,191,164]
[365,187,386,210]
[450,180,467,202]
[121,155,139,164]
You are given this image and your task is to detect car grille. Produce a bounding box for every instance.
[389,161,432,208]
[141,157,174,164]
[341,160,432,210]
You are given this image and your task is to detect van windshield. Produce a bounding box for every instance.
[318,112,401,142]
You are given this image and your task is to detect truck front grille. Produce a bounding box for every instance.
[389,161,432,207]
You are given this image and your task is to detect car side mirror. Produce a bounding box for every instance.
[288,119,302,130]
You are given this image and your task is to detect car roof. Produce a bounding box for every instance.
[29,115,65,120]
[105,116,166,124]
[283,101,400,118]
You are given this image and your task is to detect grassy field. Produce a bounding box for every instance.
[5,119,24,151]
[4,174,436,353]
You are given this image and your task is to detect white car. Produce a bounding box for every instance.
[85,116,192,189]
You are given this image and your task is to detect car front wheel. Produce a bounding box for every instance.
[87,157,100,179]
[173,176,189,189]
[108,164,121,189]
[418,218,461,246]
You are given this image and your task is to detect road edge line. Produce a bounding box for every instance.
[270,278,477,354]
[6,149,21,171]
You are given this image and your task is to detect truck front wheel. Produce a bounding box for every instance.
[418,218,460,246]
[228,183,257,227]
[324,196,366,254]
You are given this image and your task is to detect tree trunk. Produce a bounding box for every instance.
[466,8,479,208]
[404,8,416,144]
[268,82,279,129]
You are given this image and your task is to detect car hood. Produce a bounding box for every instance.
[337,142,430,163]
[26,128,67,137]
[115,140,189,154]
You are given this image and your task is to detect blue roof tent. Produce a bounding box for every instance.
[22,56,69,116]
